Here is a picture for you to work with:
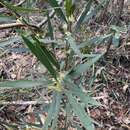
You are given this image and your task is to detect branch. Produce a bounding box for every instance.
[0,22,25,29]
[38,10,55,28]
[0,100,44,105]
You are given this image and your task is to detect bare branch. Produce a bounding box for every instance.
[0,22,25,29]
[0,100,44,105]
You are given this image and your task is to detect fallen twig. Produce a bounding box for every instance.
[0,22,25,29]
[0,100,45,105]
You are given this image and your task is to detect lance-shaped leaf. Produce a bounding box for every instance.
[88,33,112,45]
[64,78,101,106]
[75,0,109,30]
[48,0,68,23]
[43,92,62,130]
[74,0,93,30]
[50,92,62,130]
[22,35,58,80]
[66,91,95,130]
[65,0,75,18]
[47,11,54,40]
[0,0,46,13]
[0,14,15,23]
[68,54,102,77]
[112,32,120,47]
[32,36,60,70]
[66,33,84,58]
[0,80,49,89]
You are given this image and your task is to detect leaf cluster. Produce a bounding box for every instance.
[0,0,108,130]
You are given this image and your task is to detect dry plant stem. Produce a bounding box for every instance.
[16,0,26,6]
[38,10,55,28]
[0,12,55,30]
[0,100,44,105]
[0,0,63,29]
[34,0,63,28]
[0,22,25,29]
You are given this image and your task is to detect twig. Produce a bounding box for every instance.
[16,0,26,6]
[37,0,63,28]
[0,22,25,29]
[0,7,7,13]
[0,100,44,105]
[38,10,55,28]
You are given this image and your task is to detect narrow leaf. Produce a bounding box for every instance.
[0,0,46,13]
[32,36,60,70]
[0,14,15,23]
[75,0,109,28]
[89,34,112,45]
[43,93,56,130]
[65,0,75,18]
[112,33,120,47]
[66,91,95,130]
[22,35,58,79]
[75,0,93,30]
[48,0,68,23]
[51,92,62,130]
[43,92,62,130]
[68,54,102,77]
[0,80,49,89]
[64,78,101,106]
[66,33,84,58]
[47,11,54,40]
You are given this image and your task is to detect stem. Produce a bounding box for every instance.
[0,22,25,29]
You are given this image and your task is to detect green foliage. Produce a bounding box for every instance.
[43,92,62,130]
[65,0,75,19]
[22,35,59,80]
[48,0,68,23]
[66,91,95,130]
[87,25,128,47]
[0,79,50,88]
[0,0,109,129]
[75,0,93,30]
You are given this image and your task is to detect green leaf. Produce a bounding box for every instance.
[0,14,15,23]
[47,11,54,40]
[77,0,109,26]
[22,35,58,80]
[110,25,127,33]
[65,0,75,18]
[112,33,120,47]
[66,33,84,58]
[0,0,46,13]
[68,54,102,77]
[43,92,62,130]
[48,0,68,23]
[75,0,93,30]
[42,96,55,130]
[0,80,49,89]
[64,78,101,106]
[66,91,95,130]
[89,34,112,45]
[32,36,60,70]
[51,92,62,130]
